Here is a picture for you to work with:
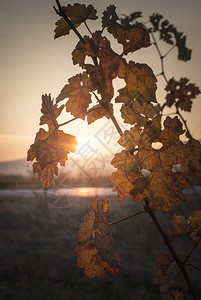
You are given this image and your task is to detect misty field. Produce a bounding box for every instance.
[0,189,201,299]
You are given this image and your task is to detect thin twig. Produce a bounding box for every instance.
[186,264,201,272]
[91,91,124,137]
[184,237,201,264]
[84,21,93,36]
[163,44,176,58]
[150,29,193,138]
[176,104,192,138]
[58,105,101,127]
[109,210,146,226]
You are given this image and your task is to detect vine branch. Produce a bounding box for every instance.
[144,198,197,299]
[109,210,146,226]
[150,30,192,138]
[184,237,201,264]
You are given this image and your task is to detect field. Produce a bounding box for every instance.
[0,188,201,299]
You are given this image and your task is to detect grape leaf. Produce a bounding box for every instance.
[154,253,188,299]
[116,61,157,105]
[54,4,98,39]
[27,129,78,189]
[39,94,64,130]
[56,72,97,119]
[149,13,192,61]
[78,211,95,243]
[165,78,200,112]
[75,197,120,278]
[117,98,159,126]
[166,215,187,243]
[27,94,78,189]
[120,12,143,26]
[102,197,110,214]
[149,13,163,32]
[75,242,119,279]
[154,252,173,285]
[102,5,150,55]
[174,31,192,62]
[84,32,122,102]
[110,169,135,201]
[87,104,112,124]
[111,117,201,212]
[188,209,201,248]
[160,263,187,299]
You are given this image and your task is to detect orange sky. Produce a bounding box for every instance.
[0,0,201,162]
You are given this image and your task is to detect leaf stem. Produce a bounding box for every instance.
[109,210,146,226]
[58,105,101,127]
[84,21,93,36]
[91,91,123,137]
[184,237,201,264]
[150,30,193,138]
[186,264,201,272]
[54,0,86,44]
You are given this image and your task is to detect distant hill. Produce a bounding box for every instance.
[0,159,32,176]
[0,156,115,177]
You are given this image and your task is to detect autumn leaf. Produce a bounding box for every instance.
[27,94,78,189]
[87,104,112,124]
[149,13,192,61]
[188,209,201,248]
[166,215,187,242]
[165,77,200,112]
[102,198,110,214]
[111,117,201,212]
[54,3,98,39]
[83,31,123,102]
[117,98,159,126]
[116,61,157,106]
[154,252,173,285]
[75,197,120,278]
[27,129,78,189]
[56,72,97,119]
[39,94,64,131]
[154,253,188,299]
[102,5,150,55]
[160,262,187,299]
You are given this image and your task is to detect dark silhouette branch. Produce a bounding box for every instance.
[144,198,197,300]
[109,210,146,226]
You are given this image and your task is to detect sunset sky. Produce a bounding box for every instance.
[0,0,201,162]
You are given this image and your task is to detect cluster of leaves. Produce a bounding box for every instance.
[75,196,120,278]
[28,2,201,299]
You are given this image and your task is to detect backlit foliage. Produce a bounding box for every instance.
[28,2,201,298]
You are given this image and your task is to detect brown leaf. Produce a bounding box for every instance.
[56,72,97,119]
[166,215,187,242]
[87,104,112,124]
[102,198,110,214]
[111,117,201,212]
[39,94,64,130]
[117,61,157,105]
[102,6,150,55]
[188,209,201,248]
[75,242,119,279]
[154,252,173,284]
[110,169,135,201]
[27,128,78,189]
[75,197,120,278]
[165,77,200,112]
[54,4,98,39]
